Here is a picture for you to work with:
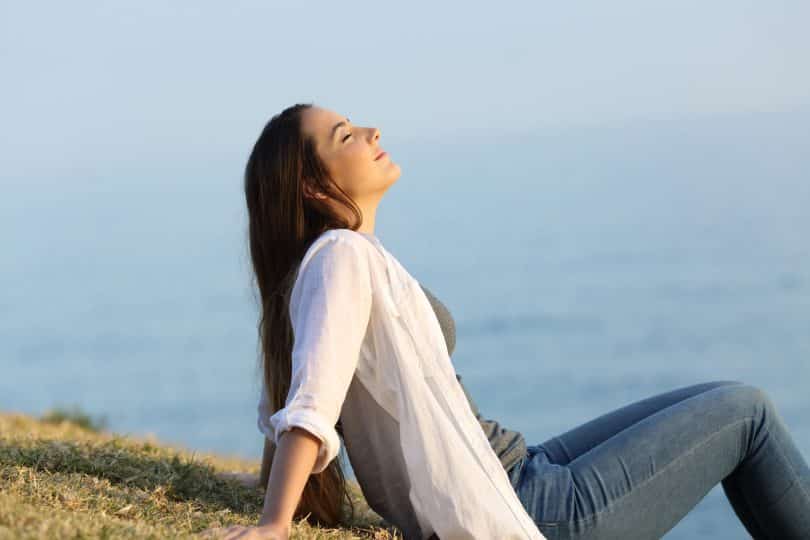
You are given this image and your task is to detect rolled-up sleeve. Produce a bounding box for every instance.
[266,234,373,474]
[257,378,275,441]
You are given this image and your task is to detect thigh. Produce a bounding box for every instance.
[540,380,744,465]
[514,383,767,539]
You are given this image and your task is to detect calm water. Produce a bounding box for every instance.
[2,110,808,538]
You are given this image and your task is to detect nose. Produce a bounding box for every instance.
[369,127,380,141]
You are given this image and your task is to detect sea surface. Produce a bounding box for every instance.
[2,109,808,538]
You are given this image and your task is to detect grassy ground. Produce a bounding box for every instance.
[0,408,403,539]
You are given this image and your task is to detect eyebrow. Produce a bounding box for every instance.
[329,118,351,141]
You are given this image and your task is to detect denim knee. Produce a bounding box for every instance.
[718,382,776,422]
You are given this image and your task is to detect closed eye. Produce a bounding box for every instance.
[342,132,352,142]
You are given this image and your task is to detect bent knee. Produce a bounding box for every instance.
[718,382,776,417]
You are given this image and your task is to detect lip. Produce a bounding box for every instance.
[374,150,387,161]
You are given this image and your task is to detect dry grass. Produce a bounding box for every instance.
[0,408,403,539]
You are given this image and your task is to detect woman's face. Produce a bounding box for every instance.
[300,106,401,204]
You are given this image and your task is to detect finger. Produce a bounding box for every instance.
[222,529,244,540]
[207,526,233,539]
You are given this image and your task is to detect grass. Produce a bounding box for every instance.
[0,407,403,539]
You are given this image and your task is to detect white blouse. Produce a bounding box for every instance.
[257,228,545,539]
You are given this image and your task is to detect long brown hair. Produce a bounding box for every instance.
[244,102,364,526]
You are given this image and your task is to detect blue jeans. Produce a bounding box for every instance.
[506,381,810,539]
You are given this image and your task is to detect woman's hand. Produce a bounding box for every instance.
[199,523,289,539]
[215,471,262,490]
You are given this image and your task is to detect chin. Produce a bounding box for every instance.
[387,173,401,188]
[389,163,402,182]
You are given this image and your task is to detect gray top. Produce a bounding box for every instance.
[338,283,527,539]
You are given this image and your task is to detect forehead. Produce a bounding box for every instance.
[301,107,344,141]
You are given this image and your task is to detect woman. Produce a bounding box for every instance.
[204,103,810,540]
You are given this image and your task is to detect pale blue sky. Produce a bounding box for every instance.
[2,1,809,179]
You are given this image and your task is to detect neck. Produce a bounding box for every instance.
[355,197,380,235]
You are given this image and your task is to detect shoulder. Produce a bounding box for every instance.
[300,228,376,272]
[320,228,370,246]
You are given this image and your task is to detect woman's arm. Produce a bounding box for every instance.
[257,427,321,529]
[255,232,373,528]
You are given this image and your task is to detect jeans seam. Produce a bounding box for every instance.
[566,415,756,526]
[762,421,810,510]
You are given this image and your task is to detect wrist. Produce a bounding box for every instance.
[257,521,290,538]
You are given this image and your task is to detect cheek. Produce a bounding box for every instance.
[339,148,377,185]
[344,147,377,178]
